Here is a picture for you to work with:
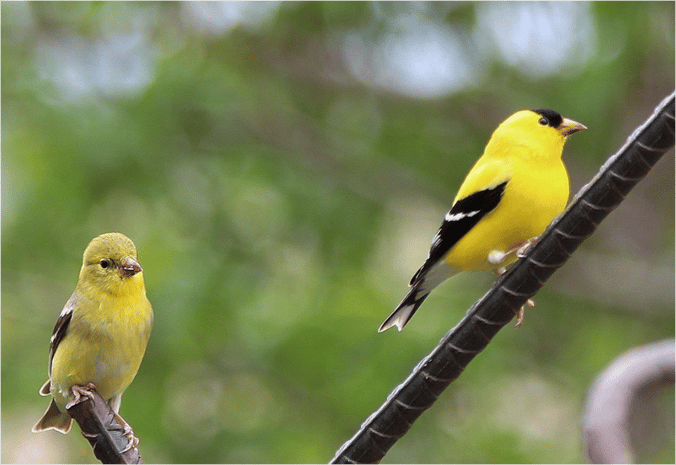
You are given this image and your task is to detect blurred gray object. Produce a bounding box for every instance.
[583,339,675,463]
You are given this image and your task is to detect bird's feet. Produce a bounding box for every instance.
[515,298,535,328]
[492,268,535,328]
[515,237,538,258]
[488,237,540,266]
[66,383,98,409]
[111,412,139,453]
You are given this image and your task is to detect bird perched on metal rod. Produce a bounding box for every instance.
[379,109,586,332]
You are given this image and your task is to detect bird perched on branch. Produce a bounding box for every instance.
[33,232,153,438]
[379,109,586,332]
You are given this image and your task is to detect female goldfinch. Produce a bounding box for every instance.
[379,109,586,332]
[33,232,153,434]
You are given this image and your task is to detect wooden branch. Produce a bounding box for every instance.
[330,93,675,464]
[65,384,143,464]
[583,339,675,464]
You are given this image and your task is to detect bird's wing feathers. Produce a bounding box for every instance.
[410,180,508,286]
[47,293,78,375]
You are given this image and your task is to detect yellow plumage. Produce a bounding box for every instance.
[379,109,586,332]
[447,110,572,271]
[33,232,153,434]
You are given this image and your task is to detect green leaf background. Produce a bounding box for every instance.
[2,2,673,463]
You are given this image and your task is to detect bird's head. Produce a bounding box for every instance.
[79,232,145,295]
[490,108,586,158]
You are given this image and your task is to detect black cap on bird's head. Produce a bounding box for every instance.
[532,108,587,137]
[532,108,563,128]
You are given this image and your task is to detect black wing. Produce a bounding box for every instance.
[410,180,508,285]
[47,293,78,376]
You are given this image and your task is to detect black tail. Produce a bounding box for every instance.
[378,285,430,332]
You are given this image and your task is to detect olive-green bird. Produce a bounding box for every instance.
[33,232,153,437]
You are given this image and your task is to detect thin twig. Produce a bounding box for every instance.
[66,385,143,464]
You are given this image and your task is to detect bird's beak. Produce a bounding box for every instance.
[120,257,143,277]
[558,118,587,137]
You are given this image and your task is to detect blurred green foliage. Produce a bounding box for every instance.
[2,2,674,463]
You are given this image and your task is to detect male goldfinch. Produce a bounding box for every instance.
[379,109,586,332]
[33,233,153,436]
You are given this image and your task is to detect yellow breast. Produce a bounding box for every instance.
[445,149,569,271]
[49,276,153,410]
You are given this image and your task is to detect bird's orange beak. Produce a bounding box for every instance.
[120,257,143,277]
[558,117,587,137]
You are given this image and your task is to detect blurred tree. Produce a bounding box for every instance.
[2,2,673,463]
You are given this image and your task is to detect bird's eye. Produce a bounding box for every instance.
[538,117,548,126]
[100,259,111,269]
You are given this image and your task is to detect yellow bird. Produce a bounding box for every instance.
[379,109,586,332]
[33,232,153,435]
